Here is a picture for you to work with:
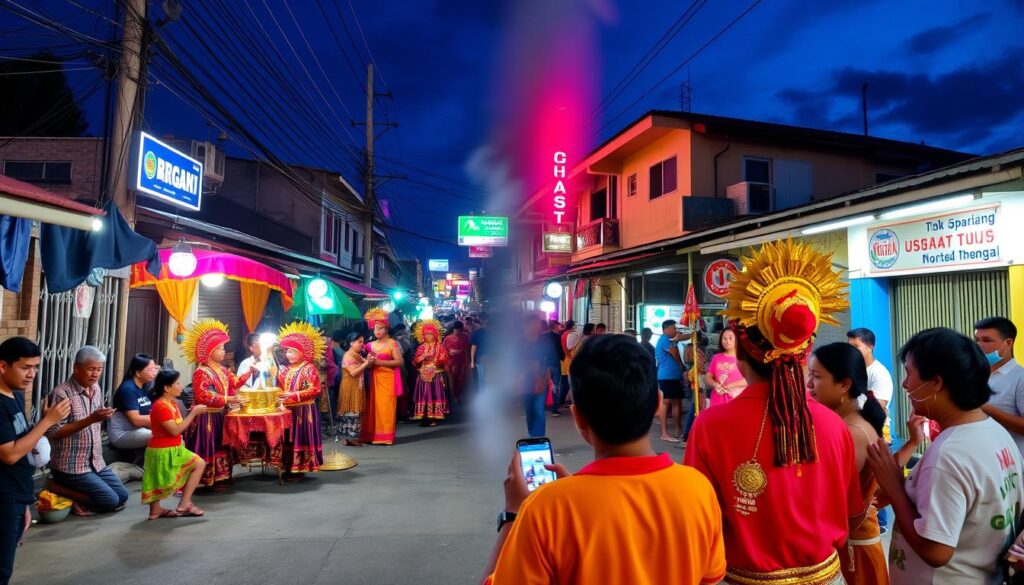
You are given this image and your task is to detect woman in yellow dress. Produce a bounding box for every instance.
[360,308,404,445]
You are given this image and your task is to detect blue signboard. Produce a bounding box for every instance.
[134,132,204,211]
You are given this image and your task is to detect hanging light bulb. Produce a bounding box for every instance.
[167,239,197,277]
[307,277,329,299]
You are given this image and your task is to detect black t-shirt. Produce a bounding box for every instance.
[470,329,489,359]
[0,391,35,504]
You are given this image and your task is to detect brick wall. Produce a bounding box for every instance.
[0,137,105,201]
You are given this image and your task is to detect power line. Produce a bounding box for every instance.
[314,0,366,94]
[346,0,390,92]
[593,0,765,139]
[591,0,708,120]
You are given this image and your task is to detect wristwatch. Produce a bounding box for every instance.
[496,510,517,532]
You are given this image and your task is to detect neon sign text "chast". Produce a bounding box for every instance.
[552,151,567,224]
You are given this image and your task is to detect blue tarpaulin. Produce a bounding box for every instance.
[0,215,31,292]
[40,201,161,293]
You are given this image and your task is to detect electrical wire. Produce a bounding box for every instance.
[593,0,765,139]
[346,0,389,92]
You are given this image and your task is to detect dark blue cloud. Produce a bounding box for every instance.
[905,13,990,55]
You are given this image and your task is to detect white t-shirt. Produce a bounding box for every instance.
[888,418,1024,585]
[857,360,894,406]
[987,359,1024,456]
[237,356,258,388]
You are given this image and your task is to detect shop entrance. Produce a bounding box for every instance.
[889,269,1009,440]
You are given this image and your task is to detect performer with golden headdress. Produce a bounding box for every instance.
[683,240,861,585]
[182,318,256,488]
[276,321,326,475]
[411,319,449,426]
[361,308,404,445]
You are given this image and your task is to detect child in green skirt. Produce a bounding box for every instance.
[142,369,208,519]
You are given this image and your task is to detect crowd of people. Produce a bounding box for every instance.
[7,241,1024,584]
[482,239,1024,585]
[0,305,493,585]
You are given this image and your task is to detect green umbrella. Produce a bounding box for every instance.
[290,277,361,319]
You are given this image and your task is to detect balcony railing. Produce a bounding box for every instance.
[575,218,619,250]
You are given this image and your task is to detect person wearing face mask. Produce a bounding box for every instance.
[866,327,1024,585]
[974,317,1024,457]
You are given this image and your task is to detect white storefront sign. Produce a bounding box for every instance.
[866,203,1002,275]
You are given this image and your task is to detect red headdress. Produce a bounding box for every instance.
[412,319,443,343]
[721,239,849,467]
[364,307,389,331]
[277,321,326,364]
[181,318,231,365]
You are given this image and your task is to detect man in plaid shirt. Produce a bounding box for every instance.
[44,346,128,516]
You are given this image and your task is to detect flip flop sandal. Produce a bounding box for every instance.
[175,504,205,517]
[148,509,180,520]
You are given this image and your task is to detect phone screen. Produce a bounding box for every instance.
[518,438,557,492]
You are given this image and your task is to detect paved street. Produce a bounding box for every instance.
[12,404,608,585]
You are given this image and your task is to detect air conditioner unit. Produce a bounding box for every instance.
[190,141,225,184]
[725,182,774,216]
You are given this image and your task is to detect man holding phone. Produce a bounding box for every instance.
[482,334,725,585]
[44,346,129,516]
[0,337,71,585]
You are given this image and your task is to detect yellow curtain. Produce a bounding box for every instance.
[240,281,271,334]
[154,279,199,341]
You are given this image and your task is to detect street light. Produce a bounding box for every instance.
[543,281,564,299]
[393,290,405,301]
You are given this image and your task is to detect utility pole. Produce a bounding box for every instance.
[356,63,398,288]
[862,82,869,137]
[363,63,375,287]
[109,0,146,381]
[109,0,145,225]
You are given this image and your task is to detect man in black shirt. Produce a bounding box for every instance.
[540,321,566,416]
[0,337,70,585]
[470,312,491,385]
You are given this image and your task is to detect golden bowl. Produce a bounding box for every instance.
[239,387,282,414]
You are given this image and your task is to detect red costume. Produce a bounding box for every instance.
[442,330,469,401]
[683,240,860,585]
[276,322,326,473]
[181,319,247,486]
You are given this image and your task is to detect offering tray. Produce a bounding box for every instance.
[239,386,282,414]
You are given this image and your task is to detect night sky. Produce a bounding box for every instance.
[3,0,1022,272]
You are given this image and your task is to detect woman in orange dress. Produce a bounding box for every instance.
[361,308,404,445]
[806,342,889,585]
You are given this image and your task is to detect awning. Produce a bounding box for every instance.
[332,277,390,300]
[130,248,295,337]
[0,174,104,231]
[566,253,658,276]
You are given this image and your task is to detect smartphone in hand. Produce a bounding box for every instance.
[517,437,557,492]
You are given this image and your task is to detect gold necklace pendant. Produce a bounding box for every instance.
[731,403,771,515]
[733,459,768,497]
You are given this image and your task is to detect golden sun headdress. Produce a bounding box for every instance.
[722,239,849,468]
[412,319,443,343]
[364,307,389,331]
[278,321,327,364]
[181,318,231,365]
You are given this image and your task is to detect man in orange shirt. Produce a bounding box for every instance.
[481,334,726,585]
[684,240,861,584]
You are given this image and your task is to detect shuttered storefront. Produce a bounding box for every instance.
[198,279,246,368]
[890,269,1009,441]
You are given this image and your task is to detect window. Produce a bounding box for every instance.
[590,188,607,222]
[344,222,350,252]
[648,156,677,200]
[320,208,342,259]
[627,173,637,198]
[4,160,72,184]
[744,158,771,185]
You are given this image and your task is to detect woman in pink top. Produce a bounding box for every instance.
[704,329,747,408]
